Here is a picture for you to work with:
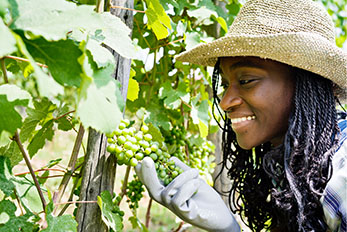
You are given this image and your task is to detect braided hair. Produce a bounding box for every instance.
[212,59,340,232]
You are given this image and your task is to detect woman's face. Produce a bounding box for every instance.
[219,56,295,150]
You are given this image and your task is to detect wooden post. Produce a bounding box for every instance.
[76,1,134,231]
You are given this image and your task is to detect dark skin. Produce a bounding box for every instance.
[219,56,295,231]
[219,56,296,150]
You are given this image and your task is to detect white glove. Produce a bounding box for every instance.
[135,157,240,232]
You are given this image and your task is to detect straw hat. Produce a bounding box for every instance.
[176,0,347,100]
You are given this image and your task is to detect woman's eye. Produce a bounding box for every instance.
[239,79,255,85]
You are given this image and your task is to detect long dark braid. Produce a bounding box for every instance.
[212,60,340,232]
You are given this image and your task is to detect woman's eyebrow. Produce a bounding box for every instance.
[229,60,264,72]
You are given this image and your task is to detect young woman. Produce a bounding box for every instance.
[136,0,347,231]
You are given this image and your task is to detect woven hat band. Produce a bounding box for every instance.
[229,0,335,43]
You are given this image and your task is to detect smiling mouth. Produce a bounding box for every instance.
[230,115,256,124]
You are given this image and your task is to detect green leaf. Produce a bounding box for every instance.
[57,117,73,131]
[24,37,83,87]
[127,75,140,102]
[86,39,114,68]
[185,31,201,50]
[0,20,16,57]
[144,102,171,130]
[20,98,56,142]
[27,120,54,158]
[77,64,124,134]
[12,0,136,59]
[191,99,210,138]
[42,203,77,232]
[0,156,15,196]
[129,216,149,232]
[187,7,217,26]
[147,123,164,143]
[0,141,22,166]
[0,95,28,136]
[13,33,64,99]
[145,0,172,40]
[0,0,9,18]
[97,191,123,232]
[0,200,38,232]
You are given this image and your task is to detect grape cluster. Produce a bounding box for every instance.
[112,195,125,220]
[163,125,216,185]
[126,176,145,210]
[106,119,184,186]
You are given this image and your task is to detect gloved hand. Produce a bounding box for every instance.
[135,156,240,232]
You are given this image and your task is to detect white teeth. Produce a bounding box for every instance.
[231,116,256,124]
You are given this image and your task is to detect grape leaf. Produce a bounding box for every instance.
[85,39,114,68]
[0,95,28,136]
[0,156,15,196]
[42,202,77,232]
[0,141,22,166]
[127,76,140,102]
[20,98,56,142]
[0,19,16,58]
[191,99,210,138]
[12,0,136,59]
[97,191,123,232]
[145,0,172,40]
[0,0,9,18]
[77,64,123,134]
[27,120,54,158]
[147,123,164,143]
[144,102,171,130]
[129,216,149,232]
[13,33,64,99]
[24,37,83,87]
[0,199,38,232]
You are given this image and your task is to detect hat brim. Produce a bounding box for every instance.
[176,32,347,101]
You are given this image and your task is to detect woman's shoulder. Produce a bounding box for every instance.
[320,115,347,232]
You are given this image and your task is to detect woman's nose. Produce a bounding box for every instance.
[219,86,242,111]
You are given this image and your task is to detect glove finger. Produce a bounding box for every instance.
[169,157,191,171]
[161,168,199,206]
[138,157,164,202]
[171,178,200,213]
[135,162,144,183]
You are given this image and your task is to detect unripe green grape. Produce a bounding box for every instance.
[144,134,152,141]
[107,144,116,153]
[149,153,158,161]
[129,127,136,135]
[115,145,123,154]
[106,132,114,138]
[121,119,130,127]
[114,128,122,136]
[122,128,130,136]
[134,132,143,141]
[125,150,134,158]
[117,135,126,144]
[124,141,132,150]
[156,149,163,156]
[151,144,158,152]
[159,170,166,179]
[119,210,125,217]
[139,140,150,148]
[144,147,152,155]
[135,152,144,160]
[164,178,170,186]
[130,158,138,167]
[141,125,149,133]
[118,122,126,130]
[131,144,139,152]
[116,152,125,161]
[107,138,115,144]
[171,170,179,178]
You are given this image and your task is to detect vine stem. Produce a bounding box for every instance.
[14,168,67,176]
[0,58,9,83]
[118,165,131,205]
[110,5,145,13]
[53,124,85,213]
[13,131,47,211]
[5,55,48,68]
[55,200,97,206]
[145,198,152,227]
